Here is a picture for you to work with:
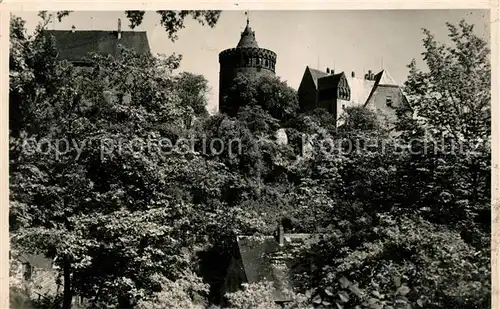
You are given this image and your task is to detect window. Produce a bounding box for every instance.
[338,87,350,101]
[265,59,269,67]
[342,104,346,110]
[386,97,393,107]
[256,58,260,65]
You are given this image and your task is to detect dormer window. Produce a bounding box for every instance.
[386,97,393,107]
[338,87,350,101]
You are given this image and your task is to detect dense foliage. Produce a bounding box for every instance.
[10,13,490,309]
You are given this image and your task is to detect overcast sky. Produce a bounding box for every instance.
[13,10,490,113]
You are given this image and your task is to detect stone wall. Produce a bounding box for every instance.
[365,85,408,124]
[218,47,277,115]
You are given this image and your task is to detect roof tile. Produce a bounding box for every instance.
[44,30,150,63]
[307,67,329,88]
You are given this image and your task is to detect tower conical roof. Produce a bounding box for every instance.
[237,18,259,48]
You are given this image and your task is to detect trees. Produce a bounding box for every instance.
[403,20,490,141]
[174,72,211,117]
[288,19,491,309]
[225,282,282,309]
[40,10,221,41]
[10,12,490,309]
[9,14,75,138]
[9,13,224,309]
[400,20,490,238]
[292,212,489,309]
[125,11,221,41]
[221,72,299,121]
[224,282,312,309]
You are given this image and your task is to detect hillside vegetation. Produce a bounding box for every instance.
[9,13,490,309]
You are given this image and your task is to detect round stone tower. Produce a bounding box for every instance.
[218,18,277,115]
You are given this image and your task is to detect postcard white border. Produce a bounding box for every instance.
[0,2,497,308]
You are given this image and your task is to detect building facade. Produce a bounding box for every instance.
[298,67,410,126]
[218,19,277,115]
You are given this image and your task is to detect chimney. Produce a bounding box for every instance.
[71,25,76,33]
[331,69,335,75]
[351,71,355,78]
[365,70,374,80]
[326,68,330,74]
[117,18,122,39]
[278,222,284,247]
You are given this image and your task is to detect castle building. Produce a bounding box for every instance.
[298,67,410,126]
[46,17,408,126]
[43,19,150,67]
[218,18,277,115]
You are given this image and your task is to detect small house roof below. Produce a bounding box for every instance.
[17,253,53,269]
[235,234,319,302]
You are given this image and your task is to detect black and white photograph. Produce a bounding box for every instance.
[6,7,494,309]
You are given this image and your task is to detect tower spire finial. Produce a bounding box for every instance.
[245,11,249,26]
[237,11,259,48]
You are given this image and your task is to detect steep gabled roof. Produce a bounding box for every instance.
[299,67,406,108]
[317,72,344,90]
[377,69,398,86]
[236,234,318,302]
[364,69,407,108]
[236,236,289,302]
[44,30,150,63]
[318,72,375,106]
[306,67,329,89]
[17,253,53,269]
[14,253,58,296]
